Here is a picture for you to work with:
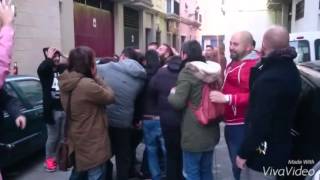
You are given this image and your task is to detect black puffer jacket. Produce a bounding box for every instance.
[149,56,182,129]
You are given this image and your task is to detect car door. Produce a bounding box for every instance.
[0,78,46,168]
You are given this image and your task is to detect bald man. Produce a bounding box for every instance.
[236,26,301,179]
[210,31,260,180]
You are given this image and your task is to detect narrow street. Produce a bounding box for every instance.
[2,124,233,180]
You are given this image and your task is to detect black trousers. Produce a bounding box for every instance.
[108,127,132,180]
[162,127,184,180]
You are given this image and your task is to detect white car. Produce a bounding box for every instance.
[290,31,320,63]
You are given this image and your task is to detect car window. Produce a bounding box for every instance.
[290,40,311,63]
[3,83,24,109]
[14,80,43,106]
[315,39,320,60]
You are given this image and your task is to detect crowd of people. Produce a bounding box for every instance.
[0,0,303,180]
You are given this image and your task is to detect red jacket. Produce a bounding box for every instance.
[222,51,259,125]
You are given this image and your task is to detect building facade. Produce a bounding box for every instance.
[179,0,202,46]
[14,0,65,75]
[289,0,320,32]
[200,0,283,61]
[13,0,201,75]
[267,0,320,33]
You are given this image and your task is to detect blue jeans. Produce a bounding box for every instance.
[183,151,214,180]
[224,125,245,180]
[69,164,106,180]
[143,119,166,180]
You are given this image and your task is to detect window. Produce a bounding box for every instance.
[290,40,310,63]
[181,35,186,45]
[172,34,177,49]
[295,0,304,20]
[174,1,180,15]
[73,0,112,11]
[15,80,43,106]
[315,39,320,60]
[156,30,161,45]
[167,0,172,13]
[4,84,24,109]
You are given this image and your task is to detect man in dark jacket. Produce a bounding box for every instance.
[37,47,67,172]
[149,56,183,180]
[236,26,301,179]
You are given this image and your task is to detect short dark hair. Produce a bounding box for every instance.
[148,42,159,48]
[145,50,160,76]
[68,46,95,78]
[136,52,145,65]
[121,47,139,61]
[181,40,203,60]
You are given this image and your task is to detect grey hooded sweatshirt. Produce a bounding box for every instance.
[97,59,146,128]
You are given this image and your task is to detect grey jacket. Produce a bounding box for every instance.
[97,59,146,128]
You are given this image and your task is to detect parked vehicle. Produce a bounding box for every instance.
[288,62,320,179]
[289,31,320,63]
[0,75,46,168]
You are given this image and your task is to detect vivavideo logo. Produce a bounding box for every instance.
[263,166,318,177]
[263,159,320,177]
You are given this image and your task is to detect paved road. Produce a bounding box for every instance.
[2,124,233,180]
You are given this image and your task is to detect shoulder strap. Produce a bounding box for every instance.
[63,77,83,140]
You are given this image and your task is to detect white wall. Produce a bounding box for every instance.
[200,0,276,62]
[291,0,320,32]
[14,0,62,76]
[114,3,124,55]
[224,2,275,53]
[199,0,225,35]
[60,0,75,55]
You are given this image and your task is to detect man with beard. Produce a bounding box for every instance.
[210,31,259,180]
[236,26,301,180]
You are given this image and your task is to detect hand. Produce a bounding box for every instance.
[210,91,229,103]
[15,115,26,129]
[47,47,58,59]
[134,121,142,129]
[0,0,14,26]
[170,87,176,94]
[236,156,247,170]
[59,54,68,64]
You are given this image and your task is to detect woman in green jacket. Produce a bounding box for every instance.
[168,40,221,180]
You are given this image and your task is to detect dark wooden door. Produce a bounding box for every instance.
[74,3,114,57]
